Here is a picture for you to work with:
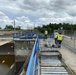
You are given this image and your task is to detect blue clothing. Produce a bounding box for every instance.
[55,38,58,45]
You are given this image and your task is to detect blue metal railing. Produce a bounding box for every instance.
[12,32,54,39]
[26,35,39,75]
[12,32,38,39]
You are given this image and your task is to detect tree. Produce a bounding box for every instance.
[36,23,76,33]
[15,26,21,30]
[4,25,14,30]
[0,27,2,29]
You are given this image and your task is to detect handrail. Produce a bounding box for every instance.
[12,32,38,39]
[26,35,39,75]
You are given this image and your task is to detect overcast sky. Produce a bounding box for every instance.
[0,0,76,29]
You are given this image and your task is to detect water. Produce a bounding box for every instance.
[0,43,15,75]
[0,64,10,75]
[0,55,15,67]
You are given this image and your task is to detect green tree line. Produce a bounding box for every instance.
[0,25,21,30]
[35,23,76,33]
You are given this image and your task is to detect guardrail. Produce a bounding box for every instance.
[26,35,39,75]
[12,32,38,39]
[62,35,76,53]
[12,32,54,39]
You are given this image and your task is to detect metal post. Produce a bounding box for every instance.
[14,20,15,32]
[34,23,35,29]
[74,31,75,49]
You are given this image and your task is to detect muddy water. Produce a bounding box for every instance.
[0,43,15,75]
[0,55,15,67]
[0,64,9,75]
[0,55,15,75]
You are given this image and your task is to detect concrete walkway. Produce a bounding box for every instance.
[42,38,76,73]
[0,37,13,46]
[59,45,76,73]
[0,40,12,46]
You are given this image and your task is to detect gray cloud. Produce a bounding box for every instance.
[19,0,76,17]
[7,0,76,25]
[8,0,18,1]
[50,0,67,11]
[1,0,76,29]
[0,11,6,17]
[19,0,49,11]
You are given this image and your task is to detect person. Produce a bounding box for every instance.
[44,30,48,39]
[57,32,63,48]
[54,31,58,45]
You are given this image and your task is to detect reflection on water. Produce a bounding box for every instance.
[0,55,15,75]
[0,64,10,75]
[0,55,15,67]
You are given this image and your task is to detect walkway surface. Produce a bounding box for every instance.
[0,38,13,46]
[40,38,76,74]
[0,40,12,46]
[59,45,76,73]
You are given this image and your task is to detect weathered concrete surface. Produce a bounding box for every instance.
[15,50,30,56]
[14,39,34,62]
[39,38,76,74]
[59,45,76,73]
[0,40,13,46]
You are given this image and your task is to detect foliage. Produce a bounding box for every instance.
[0,27,2,29]
[15,26,21,30]
[35,23,76,34]
[4,25,13,30]
[4,25,21,30]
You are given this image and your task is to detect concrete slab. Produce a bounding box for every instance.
[0,40,12,46]
[59,45,76,73]
[15,49,30,56]
[39,38,76,74]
